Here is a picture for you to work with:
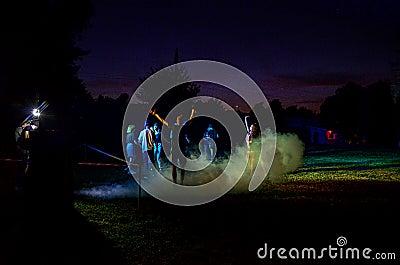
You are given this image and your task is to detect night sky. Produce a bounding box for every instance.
[77,0,400,112]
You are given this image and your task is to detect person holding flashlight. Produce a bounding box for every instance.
[15,120,39,190]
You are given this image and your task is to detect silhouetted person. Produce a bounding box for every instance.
[125,124,137,174]
[206,123,219,141]
[15,120,39,190]
[138,120,155,172]
[245,116,261,175]
[150,108,195,184]
[152,122,164,170]
[203,123,219,161]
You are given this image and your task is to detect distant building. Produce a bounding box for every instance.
[306,126,344,145]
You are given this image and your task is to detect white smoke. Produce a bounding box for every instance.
[268,132,305,182]
[175,131,305,192]
[75,180,146,199]
[229,132,305,193]
[76,132,304,199]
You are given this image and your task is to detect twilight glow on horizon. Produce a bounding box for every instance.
[77,0,400,112]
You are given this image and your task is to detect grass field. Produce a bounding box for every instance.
[73,146,400,265]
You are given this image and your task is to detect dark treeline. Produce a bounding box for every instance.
[1,0,95,211]
[320,81,399,147]
[1,0,93,158]
[2,2,400,162]
[270,80,400,147]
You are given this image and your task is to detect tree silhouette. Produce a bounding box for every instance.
[1,1,93,153]
[285,105,315,118]
[137,49,200,119]
[0,4,137,265]
[320,82,364,132]
[320,81,396,146]
[1,0,94,207]
[268,99,290,132]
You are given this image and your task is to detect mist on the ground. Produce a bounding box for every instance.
[77,132,304,199]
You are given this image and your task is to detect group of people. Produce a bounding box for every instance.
[125,121,164,175]
[126,107,213,184]
[125,109,261,185]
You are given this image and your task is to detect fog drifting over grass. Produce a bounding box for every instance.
[76,132,304,199]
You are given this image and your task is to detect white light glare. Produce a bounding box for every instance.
[32,108,40,117]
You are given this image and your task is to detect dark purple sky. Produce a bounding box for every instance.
[77,0,400,112]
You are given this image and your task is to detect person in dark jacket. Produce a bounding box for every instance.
[15,120,39,190]
[152,122,164,171]
[150,108,195,184]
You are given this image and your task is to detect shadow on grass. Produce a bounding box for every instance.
[1,162,126,265]
[21,207,126,265]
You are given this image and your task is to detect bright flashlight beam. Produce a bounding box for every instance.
[20,100,49,125]
[36,101,49,112]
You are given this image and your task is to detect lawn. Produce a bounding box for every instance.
[73,146,400,265]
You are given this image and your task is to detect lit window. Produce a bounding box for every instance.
[326,130,336,140]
